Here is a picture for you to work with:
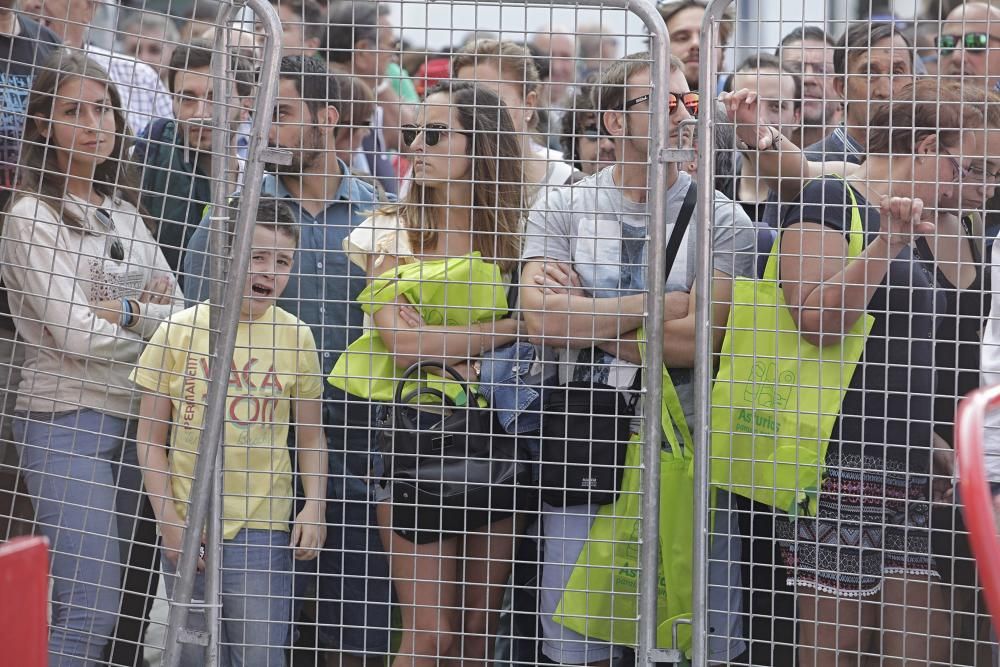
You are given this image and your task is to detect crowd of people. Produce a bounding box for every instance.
[4,0,1000,666]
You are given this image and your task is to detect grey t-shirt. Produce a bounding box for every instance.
[522,166,756,426]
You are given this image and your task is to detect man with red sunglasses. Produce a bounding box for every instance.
[939,2,1000,93]
[520,53,755,666]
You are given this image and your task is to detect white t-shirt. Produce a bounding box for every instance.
[522,167,756,425]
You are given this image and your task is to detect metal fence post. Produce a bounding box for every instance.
[692,2,730,666]
[160,1,284,665]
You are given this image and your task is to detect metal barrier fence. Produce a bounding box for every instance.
[1,1,681,666]
[699,1,997,665]
[5,0,1000,666]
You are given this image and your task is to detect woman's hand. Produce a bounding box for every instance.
[878,195,934,253]
[141,275,175,305]
[719,88,782,152]
[397,303,426,329]
[291,500,326,561]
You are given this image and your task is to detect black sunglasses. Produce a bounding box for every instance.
[95,208,124,261]
[401,123,470,147]
[937,32,1000,55]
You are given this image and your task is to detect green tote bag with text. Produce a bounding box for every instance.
[709,179,874,514]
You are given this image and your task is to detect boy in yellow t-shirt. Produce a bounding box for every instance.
[132,199,326,666]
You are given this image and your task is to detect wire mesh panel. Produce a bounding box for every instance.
[699,0,998,665]
[0,1,690,667]
[0,0,279,665]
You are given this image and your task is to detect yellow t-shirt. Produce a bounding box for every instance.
[132,303,323,539]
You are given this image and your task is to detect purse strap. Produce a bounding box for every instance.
[665,182,697,276]
[394,361,478,408]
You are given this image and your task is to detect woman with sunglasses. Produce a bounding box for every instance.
[329,81,525,666]
[0,51,183,664]
[725,76,980,666]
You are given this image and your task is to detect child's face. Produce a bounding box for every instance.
[42,76,116,177]
[240,225,296,320]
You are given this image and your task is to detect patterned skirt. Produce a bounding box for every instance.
[774,452,939,597]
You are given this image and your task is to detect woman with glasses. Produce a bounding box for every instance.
[329,81,525,666]
[559,86,616,176]
[725,76,981,666]
[0,51,183,665]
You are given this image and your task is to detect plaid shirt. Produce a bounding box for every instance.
[85,45,172,136]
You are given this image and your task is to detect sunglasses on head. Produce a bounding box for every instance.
[937,32,1000,55]
[401,122,469,148]
[624,91,699,116]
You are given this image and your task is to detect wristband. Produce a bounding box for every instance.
[120,299,133,328]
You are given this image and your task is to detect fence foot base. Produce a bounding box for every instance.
[176,628,210,647]
[645,648,684,664]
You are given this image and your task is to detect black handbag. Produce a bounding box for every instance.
[377,361,528,544]
[537,183,698,508]
[538,381,638,507]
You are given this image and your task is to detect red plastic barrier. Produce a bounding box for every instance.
[0,536,49,666]
[956,383,1000,634]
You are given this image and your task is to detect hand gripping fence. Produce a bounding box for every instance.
[956,384,1000,635]
[159,1,287,665]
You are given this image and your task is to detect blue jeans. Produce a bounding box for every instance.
[15,409,142,667]
[162,528,292,667]
[290,395,391,655]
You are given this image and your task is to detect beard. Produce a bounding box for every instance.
[267,126,324,174]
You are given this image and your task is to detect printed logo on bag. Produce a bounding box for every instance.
[742,361,795,409]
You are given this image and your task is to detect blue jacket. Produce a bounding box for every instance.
[478,342,556,458]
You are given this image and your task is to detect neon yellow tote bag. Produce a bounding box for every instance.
[710,180,874,514]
